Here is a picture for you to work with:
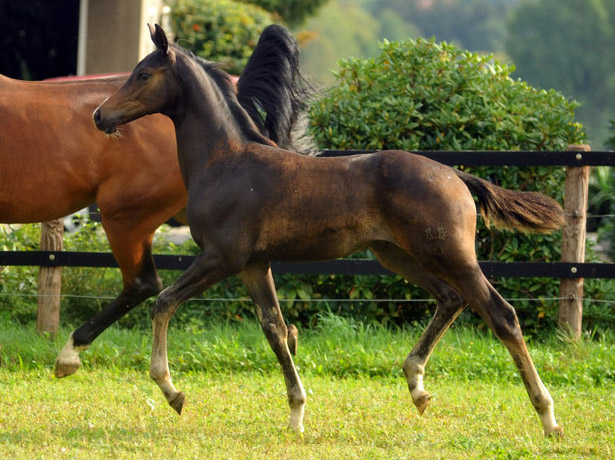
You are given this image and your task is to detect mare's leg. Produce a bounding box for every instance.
[239,263,306,431]
[370,242,467,415]
[55,226,161,377]
[150,251,234,415]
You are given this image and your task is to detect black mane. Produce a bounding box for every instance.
[236,24,313,151]
[191,49,275,146]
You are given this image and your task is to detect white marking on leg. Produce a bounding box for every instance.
[410,371,425,402]
[289,404,305,432]
[288,385,306,432]
[532,386,562,436]
[404,357,425,400]
[539,403,559,435]
[55,334,88,377]
[403,356,431,414]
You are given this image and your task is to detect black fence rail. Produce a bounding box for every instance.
[318,149,615,166]
[0,251,613,279]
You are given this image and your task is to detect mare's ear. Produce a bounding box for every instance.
[148,23,169,55]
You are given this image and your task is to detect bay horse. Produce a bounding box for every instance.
[94,24,565,437]
[0,24,308,377]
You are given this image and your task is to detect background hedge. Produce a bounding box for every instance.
[166,0,274,75]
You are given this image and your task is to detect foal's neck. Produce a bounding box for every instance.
[170,55,271,184]
[169,58,243,183]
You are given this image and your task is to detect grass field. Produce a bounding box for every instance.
[1,316,614,459]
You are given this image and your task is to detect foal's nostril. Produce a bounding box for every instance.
[93,108,102,127]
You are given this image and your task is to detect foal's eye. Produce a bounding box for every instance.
[137,72,151,81]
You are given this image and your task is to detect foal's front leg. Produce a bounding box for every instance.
[240,263,306,432]
[150,252,232,414]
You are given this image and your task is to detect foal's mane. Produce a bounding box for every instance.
[236,24,313,151]
[174,44,274,147]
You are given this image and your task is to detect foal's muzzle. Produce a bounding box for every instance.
[93,107,118,135]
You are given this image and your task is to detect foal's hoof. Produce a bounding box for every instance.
[288,421,305,433]
[169,392,185,415]
[413,392,431,415]
[545,425,564,438]
[287,324,299,356]
[54,358,81,378]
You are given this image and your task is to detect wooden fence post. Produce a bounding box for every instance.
[37,219,64,335]
[558,144,591,338]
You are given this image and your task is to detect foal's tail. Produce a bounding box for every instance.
[237,24,315,152]
[455,170,565,233]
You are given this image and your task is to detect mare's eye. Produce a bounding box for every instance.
[138,72,151,81]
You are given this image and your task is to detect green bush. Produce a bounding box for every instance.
[309,38,585,152]
[305,38,615,336]
[166,0,274,74]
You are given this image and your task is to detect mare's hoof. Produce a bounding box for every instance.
[54,359,80,378]
[546,425,564,438]
[414,392,431,415]
[169,392,185,415]
[287,324,299,356]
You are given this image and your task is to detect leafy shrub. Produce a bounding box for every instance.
[166,0,274,74]
[309,38,585,151]
[304,38,615,336]
[0,225,40,324]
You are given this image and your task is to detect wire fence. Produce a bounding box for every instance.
[1,291,614,305]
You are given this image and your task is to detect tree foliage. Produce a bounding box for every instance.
[361,0,521,51]
[299,1,382,84]
[239,0,330,26]
[166,0,274,74]
[506,0,615,145]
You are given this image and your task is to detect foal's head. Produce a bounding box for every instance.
[94,24,179,134]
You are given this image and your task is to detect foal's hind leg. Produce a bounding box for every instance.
[370,242,467,415]
[448,266,562,436]
[240,263,306,431]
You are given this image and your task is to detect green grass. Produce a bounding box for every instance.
[1,316,614,458]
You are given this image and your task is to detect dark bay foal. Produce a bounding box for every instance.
[93,24,564,436]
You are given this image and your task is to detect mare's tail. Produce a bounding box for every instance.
[237,24,314,152]
[455,170,565,233]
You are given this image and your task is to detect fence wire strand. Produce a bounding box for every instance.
[1,291,613,305]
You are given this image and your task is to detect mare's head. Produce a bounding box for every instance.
[94,24,178,134]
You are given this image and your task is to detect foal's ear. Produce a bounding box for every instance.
[148,23,169,55]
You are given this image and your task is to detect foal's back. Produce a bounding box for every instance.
[218,145,477,264]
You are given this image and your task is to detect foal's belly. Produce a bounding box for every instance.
[250,220,389,263]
